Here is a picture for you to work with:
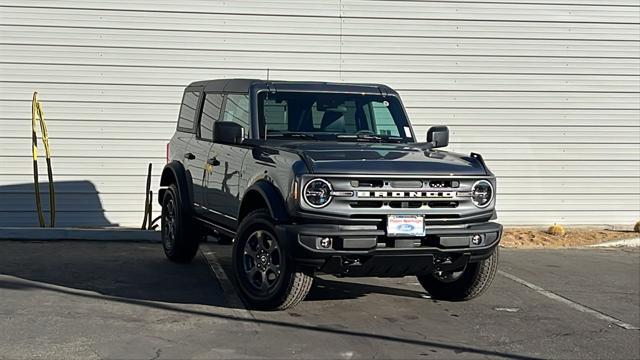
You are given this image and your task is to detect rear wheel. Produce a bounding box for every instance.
[417,248,499,301]
[161,184,199,263]
[232,209,313,310]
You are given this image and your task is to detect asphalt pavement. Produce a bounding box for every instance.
[0,240,638,359]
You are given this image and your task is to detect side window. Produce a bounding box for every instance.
[222,94,251,134]
[177,90,201,132]
[200,93,224,141]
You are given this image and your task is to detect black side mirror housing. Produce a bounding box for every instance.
[214,121,245,145]
[426,126,449,148]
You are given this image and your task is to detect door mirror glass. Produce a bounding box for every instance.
[426,126,449,148]
[214,121,245,145]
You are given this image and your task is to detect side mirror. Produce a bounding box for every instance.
[426,126,449,148]
[214,121,245,145]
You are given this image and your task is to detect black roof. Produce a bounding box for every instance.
[186,78,399,96]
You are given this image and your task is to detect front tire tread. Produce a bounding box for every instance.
[418,248,499,301]
[233,209,313,310]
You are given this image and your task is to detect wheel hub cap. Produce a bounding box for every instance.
[242,230,282,293]
[162,198,176,251]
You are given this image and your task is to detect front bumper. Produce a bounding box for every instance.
[275,221,502,277]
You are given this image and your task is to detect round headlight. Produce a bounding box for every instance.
[471,180,494,208]
[303,178,332,208]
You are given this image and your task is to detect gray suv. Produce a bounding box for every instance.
[160,79,502,310]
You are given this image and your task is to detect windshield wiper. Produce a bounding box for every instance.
[335,134,404,143]
[267,131,318,140]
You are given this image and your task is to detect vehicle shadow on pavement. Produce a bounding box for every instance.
[0,274,540,360]
[307,277,425,301]
[209,241,426,302]
[0,241,543,359]
[0,241,230,308]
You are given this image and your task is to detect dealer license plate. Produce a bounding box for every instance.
[387,215,426,237]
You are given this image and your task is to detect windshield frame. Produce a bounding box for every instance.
[252,88,416,143]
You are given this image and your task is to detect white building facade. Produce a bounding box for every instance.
[0,0,638,227]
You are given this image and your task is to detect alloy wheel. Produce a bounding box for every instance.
[242,230,282,293]
[163,198,176,251]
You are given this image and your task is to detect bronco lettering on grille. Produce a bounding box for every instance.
[356,191,455,199]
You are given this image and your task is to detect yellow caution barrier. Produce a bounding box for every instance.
[32,91,55,227]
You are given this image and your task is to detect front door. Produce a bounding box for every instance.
[205,93,251,228]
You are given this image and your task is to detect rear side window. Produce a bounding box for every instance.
[177,90,201,132]
[200,93,224,141]
[222,94,251,135]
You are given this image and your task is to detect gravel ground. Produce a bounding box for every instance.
[501,227,638,248]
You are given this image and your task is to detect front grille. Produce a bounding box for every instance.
[350,179,384,188]
[388,201,423,209]
[300,175,495,225]
[427,201,458,208]
[349,200,459,210]
[429,180,460,188]
[343,176,464,211]
[390,180,422,188]
[350,201,382,209]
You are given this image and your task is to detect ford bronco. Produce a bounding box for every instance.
[159,79,502,310]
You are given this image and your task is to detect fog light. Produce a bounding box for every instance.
[471,234,482,245]
[319,237,333,249]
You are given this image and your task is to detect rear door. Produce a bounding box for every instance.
[178,87,210,217]
[170,89,197,166]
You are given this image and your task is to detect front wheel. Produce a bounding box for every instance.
[232,209,313,310]
[417,248,499,301]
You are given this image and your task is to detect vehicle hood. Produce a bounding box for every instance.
[271,141,488,175]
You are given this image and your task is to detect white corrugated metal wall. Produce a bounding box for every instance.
[0,0,639,227]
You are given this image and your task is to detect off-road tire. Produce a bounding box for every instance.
[161,183,200,263]
[417,248,499,301]
[232,209,313,310]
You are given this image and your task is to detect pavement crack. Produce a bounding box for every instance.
[149,348,162,360]
[496,326,609,347]
[398,326,429,341]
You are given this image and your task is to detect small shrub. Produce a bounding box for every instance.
[635,221,640,233]
[547,224,566,236]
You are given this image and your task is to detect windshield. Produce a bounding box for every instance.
[258,92,414,142]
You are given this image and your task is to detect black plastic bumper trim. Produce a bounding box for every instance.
[275,221,502,276]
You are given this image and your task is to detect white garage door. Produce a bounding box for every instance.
[0,0,638,227]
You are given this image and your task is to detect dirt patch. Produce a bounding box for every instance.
[501,227,638,249]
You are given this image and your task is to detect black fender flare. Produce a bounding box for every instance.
[239,180,290,224]
[159,161,193,213]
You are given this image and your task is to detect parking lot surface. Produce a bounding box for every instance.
[0,241,638,359]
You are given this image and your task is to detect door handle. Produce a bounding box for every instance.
[184,152,195,160]
[207,157,220,166]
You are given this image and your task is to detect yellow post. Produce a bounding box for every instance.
[31,92,55,227]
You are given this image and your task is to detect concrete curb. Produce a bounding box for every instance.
[0,227,160,242]
[588,237,640,248]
